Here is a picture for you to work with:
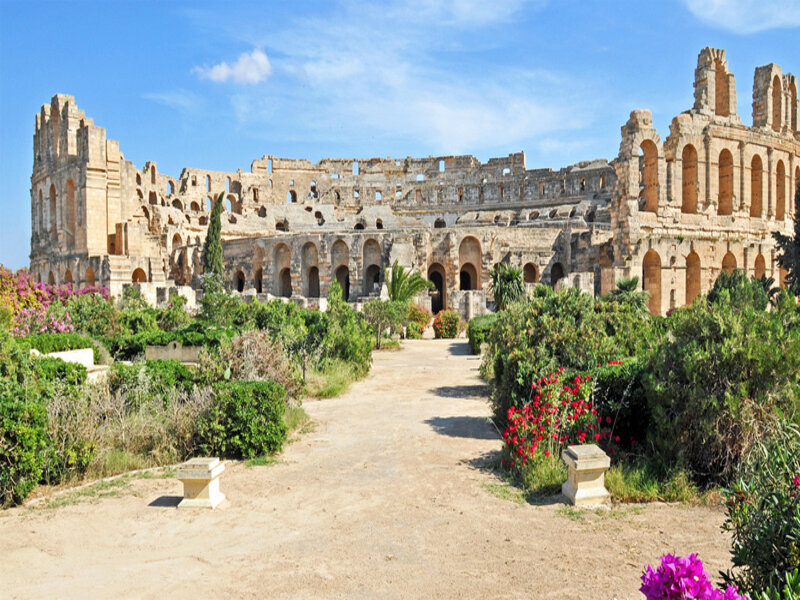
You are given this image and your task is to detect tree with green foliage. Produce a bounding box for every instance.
[385,260,433,303]
[772,181,800,294]
[605,276,650,316]
[489,263,525,310]
[364,300,408,349]
[202,192,225,280]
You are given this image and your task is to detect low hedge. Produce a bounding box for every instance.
[101,326,235,360]
[23,333,101,365]
[467,313,498,354]
[33,357,88,387]
[109,359,195,396]
[196,381,287,459]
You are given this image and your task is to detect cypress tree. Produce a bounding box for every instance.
[202,191,225,278]
[773,181,800,294]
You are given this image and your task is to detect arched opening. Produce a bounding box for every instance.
[362,239,381,295]
[550,262,564,288]
[48,271,55,285]
[523,262,539,283]
[66,179,75,236]
[772,75,782,132]
[37,190,43,234]
[136,173,142,186]
[287,190,297,203]
[776,160,786,221]
[642,250,661,315]
[754,254,766,279]
[276,220,287,232]
[172,199,183,210]
[190,201,199,212]
[459,263,477,291]
[205,196,212,211]
[225,197,232,212]
[168,181,174,195]
[234,270,245,292]
[685,252,701,305]
[718,149,734,215]
[205,174,211,192]
[254,268,263,294]
[199,216,207,225]
[307,267,320,298]
[172,233,182,248]
[639,140,659,213]
[354,222,365,230]
[85,267,95,287]
[64,270,73,284]
[273,243,292,296]
[434,218,446,229]
[722,251,737,274]
[132,268,147,283]
[458,236,481,291]
[335,265,350,300]
[225,177,231,193]
[148,191,157,206]
[681,145,697,213]
[49,184,57,238]
[258,206,267,217]
[750,155,763,218]
[428,263,446,313]
[278,268,292,297]
[376,219,383,229]
[715,59,729,117]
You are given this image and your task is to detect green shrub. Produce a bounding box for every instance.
[406,321,423,339]
[0,385,48,507]
[23,332,101,364]
[466,313,497,354]
[66,293,121,337]
[708,270,770,311]
[33,357,88,386]
[645,297,800,482]
[364,300,407,349]
[591,358,649,451]
[325,281,373,375]
[433,309,460,338]
[407,304,431,329]
[197,381,287,459]
[156,293,191,332]
[109,359,195,397]
[722,422,800,596]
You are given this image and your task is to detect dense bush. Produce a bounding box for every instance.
[722,422,800,596]
[406,321,423,339]
[364,300,407,348]
[407,304,431,330]
[33,357,88,387]
[466,313,497,354]
[23,332,101,364]
[110,359,196,397]
[196,381,287,459]
[324,281,373,375]
[433,309,460,338]
[0,385,48,507]
[644,294,800,482]
[591,358,648,452]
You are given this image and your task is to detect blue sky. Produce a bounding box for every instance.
[1,0,799,269]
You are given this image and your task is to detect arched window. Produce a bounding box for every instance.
[287,190,297,203]
[63,270,73,284]
[722,251,737,274]
[167,181,174,195]
[49,184,57,238]
[85,267,95,287]
[772,75,782,132]
[172,199,183,210]
[234,270,245,293]
[375,219,383,229]
[458,237,481,291]
[718,149,733,215]
[523,263,538,284]
[66,179,75,234]
[681,145,697,214]
[776,160,786,221]
[226,177,231,193]
[685,252,700,305]
[206,174,211,192]
[434,218,446,229]
[754,254,766,279]
[132,268,147,283]
[172,233,182,248]
[148,191,157,206]
[639,140,658,213]
[750,155,763,218]
[428,263,446,313]
[642,250,661,315]
[550,263,564,289]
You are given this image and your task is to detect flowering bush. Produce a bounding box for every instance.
[406,321,423,339]
[641,553,746,600]
[432,309,460,338]
[407,304,431,330]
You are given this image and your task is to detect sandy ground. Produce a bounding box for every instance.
[0,339,731,599]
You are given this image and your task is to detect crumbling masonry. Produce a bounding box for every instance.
[29,48,799,316]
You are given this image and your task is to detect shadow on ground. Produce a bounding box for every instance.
[431,384,489,399]
[148,496,182,508]
[425,416,498,440]
[446,341,472,356]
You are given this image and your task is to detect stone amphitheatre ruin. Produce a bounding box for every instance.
[29,47,799,317]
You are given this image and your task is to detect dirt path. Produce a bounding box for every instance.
[0,339,731,599]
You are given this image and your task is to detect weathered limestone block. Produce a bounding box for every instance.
[177,457,226,509]
[561,444,610,507]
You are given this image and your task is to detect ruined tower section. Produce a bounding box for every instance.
[613,48,799,316]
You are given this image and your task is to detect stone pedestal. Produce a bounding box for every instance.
[177,457,225,509]
[561,444,611,507]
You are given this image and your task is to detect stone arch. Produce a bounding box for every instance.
[132,268,147,283]
[681,144,698,214]
[206,174,211,192]
[191,201,200,212]
[168,181,174,195]
[550,262,564,288]
[65,179,76,236]
[434,218,446,229]
[523,262,539,283]
[642,250,661,315]
[48,271,55,285]
[772,75,782,132]
[362,238,382,294]
[750,154,763,218]
[458,236,481,291]
[37,189,43,233]
[640,140,659,213]
[331,240,350,299]
[148,191,157,206]
[287,190,297,203]
[206,196,213,211]
[376,219,383,229]
[776,160,786,221]
[64,269,73,285]
[722,251,737,274]
[754,253,766,279]
[172,233,182,248]
[274,243,292,297]
[335,265,350,300]
[172,199,183,210]
[234,269,245,293]
[685,251,701,305]
[85,267,95,287]
[49,183,57,238]
[302,242,320,297]
[253,246,264,294]
[224,196,232,212]
[428,263,446,313]
[718,149,734,215]
[715,59,730,117]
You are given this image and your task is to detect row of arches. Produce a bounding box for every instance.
[44,266,148,287]
[641,249,787,315]
[35,179,77,241]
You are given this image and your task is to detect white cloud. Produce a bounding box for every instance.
[681,0,800,34]
[142,90,202,112]
[193,49,272,84]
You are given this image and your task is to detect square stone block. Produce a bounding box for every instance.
[561,444,611,507]
[176,457,226,509]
